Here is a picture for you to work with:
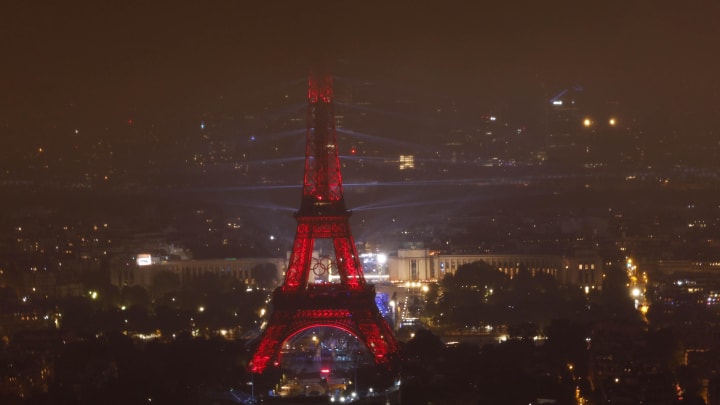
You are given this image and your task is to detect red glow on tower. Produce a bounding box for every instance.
[248,69,398,375]
[301,69,344,212]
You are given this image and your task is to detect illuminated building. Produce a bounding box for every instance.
[110,256,285,290]
[398,154,415,170]
[389,247,604,289]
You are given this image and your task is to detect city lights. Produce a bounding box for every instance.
[1,1,718,404]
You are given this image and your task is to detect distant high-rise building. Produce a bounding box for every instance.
[544,85,588,166]
[544,85,631,167]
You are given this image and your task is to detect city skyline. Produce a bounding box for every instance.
[3,3,720,403]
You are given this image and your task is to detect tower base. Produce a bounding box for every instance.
[250,285,398,374]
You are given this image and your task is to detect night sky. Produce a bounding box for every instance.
[2,1,720,143]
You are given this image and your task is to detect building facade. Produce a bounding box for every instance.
[388,248,604,290]
[111,257,286,290]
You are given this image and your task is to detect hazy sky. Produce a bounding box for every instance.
[2,1,719,134]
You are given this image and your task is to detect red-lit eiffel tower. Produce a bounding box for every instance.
[249,69,398,374]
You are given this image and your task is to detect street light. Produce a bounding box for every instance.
[250,372,254,398]
[389,300,396,330]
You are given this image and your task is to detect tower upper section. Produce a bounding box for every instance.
[300,69,346,216]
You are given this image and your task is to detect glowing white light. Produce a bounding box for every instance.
[376,253,387,264]
[137,253,152,266]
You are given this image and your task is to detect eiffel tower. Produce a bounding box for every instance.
[249,69,399,374]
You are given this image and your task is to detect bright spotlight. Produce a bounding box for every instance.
[376,253,387,264]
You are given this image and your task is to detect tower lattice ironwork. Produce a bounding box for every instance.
[249,70,399,374]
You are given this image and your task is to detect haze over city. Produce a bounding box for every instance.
[4,1,719,136]
[3,1,720,239]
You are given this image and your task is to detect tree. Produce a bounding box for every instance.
[154,305,191,336]
[58,296,95,337]
[545,319,590,374]
[644,327,684,370]
[450,261,508,291]
[120,285,151,309]
[436,262,510,329]
[250,263,279,289]
[532,271,559,294]
[403,328,444,361]
[152,271,181,299]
